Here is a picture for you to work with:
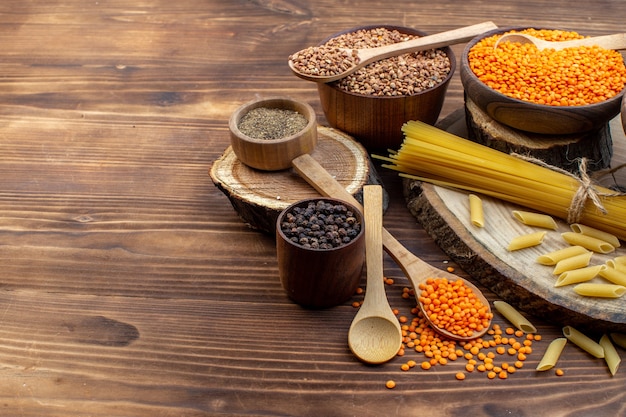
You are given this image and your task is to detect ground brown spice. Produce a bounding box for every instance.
[238,107,308,140]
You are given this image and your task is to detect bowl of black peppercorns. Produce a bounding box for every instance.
[276,197,365,308]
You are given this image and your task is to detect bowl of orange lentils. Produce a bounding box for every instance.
[460,27,626,135]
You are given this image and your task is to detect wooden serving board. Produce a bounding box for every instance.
[211,125,388,234]
[406,111,626,334]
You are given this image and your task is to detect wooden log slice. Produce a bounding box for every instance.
[210,126,388,234]
[404,112,626,334]
[465,96,613,173]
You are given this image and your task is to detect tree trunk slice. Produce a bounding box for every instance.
[404,112,626,334]
[210,126,387,234]
[465,96,613,173]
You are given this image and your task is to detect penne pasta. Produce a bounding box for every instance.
[599,266,626,287]
[555,265,605,287]
[507,231,547,251]
[570,224,621,248]
[573,283,626,298]
[562,326,604,358]
[561,232,615,254]
[606,260,626,273]
[513,210,558,230]
[599,334,621,376]
[611,333,626,349]
[552,251,593,275]
[493,300,537,333]
[536,338,567,371]
[611,256,626,265]
[468,194,485,228]
[536,245,589,266]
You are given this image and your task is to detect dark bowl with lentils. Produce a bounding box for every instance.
[275,197,365,308]
[314,25,455,151]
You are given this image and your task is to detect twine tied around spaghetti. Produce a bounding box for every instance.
[512,154,626,224]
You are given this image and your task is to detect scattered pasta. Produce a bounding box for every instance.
[611,333,626,349]
[570,224,621,248]
[599,267,626,287]
[599,334,621,376]
[555,265,605,287]
[513,210,557,230]
[536,338,567,371]
[507,231,546,251]
[493,300,537,333]
[552,251,593,275]
[536,245,589,266]
[468,194,485,228]
[573,283,626,298]
[562,326,604,358]
[561,232,615,254]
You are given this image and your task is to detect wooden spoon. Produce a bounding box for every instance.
[289,21,498,83]
[348,185,403,364]
[495,32,626,51]
[291,154,492,341]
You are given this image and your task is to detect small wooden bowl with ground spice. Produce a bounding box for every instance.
[314,25,455,151]
[461,27,626,135]
[229,97,317,170]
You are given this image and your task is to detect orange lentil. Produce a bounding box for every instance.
[455,372,466,380]
[487,371,497,379]
[385,277,394,285]
[466,363,475,372]
[517,352,527,361]
[385,380,396,389]
[421,361,431,370]
[505,327,515,335]
[496,346,506,355]
[555,368,564,376]
[507,348,517,355]
[476,364,486,372]
[447,266,455,273]
[401,363,410,371]
[534,334,542,341]
[407,360,417,368]
[498,370,508,379]
[418,277,493,338]
[468,29,626,106]
[514,360,524,369]
[352,301,361,308]
[515,330,524,338]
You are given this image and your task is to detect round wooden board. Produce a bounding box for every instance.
[405,111,626,334]
[211,125,387,234]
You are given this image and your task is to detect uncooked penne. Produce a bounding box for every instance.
[561,232,615,254]
[573,283,626,298]
[536,245,589,266]
[570,223,621,248]
[513,210,558,230]
[468,194,484,228]
[612,256,626,265]
[599,266,626,287]
[555,264,605,287]
[606,260,626,273]
[599,334,621,376]
[562,326,604,358]
[536,338,567,371]
[552,251,593,275]
[493,300,537,333]
[611,333,626,350]
[507,231,546,251]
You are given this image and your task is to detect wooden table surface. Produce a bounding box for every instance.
[1,1,625,416]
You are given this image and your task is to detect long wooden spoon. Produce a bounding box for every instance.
[348,185,403,364]
[289,21,498,83]
[291,154,492,341]
[495,32,626,51]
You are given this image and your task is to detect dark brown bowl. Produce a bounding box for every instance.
[622,93,626,135]
[317,25,455,151]
[461,27,625,135]
[276,197,365,308]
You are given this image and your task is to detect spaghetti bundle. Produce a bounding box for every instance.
[375,121,626,241]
